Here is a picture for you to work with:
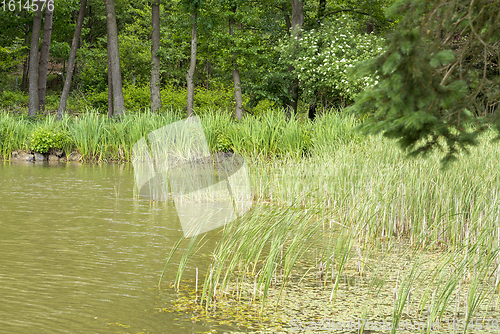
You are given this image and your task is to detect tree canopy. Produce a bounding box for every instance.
[0,0,396,116]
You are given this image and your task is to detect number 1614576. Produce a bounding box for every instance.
[1,0,54,12]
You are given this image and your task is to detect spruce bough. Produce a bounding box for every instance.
[349,0,500,166]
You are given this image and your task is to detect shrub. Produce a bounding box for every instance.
[123,85,150,111]
[79,83,267,115]
[279,15,384,109]
[84,89,108,112]
[161,84,236,113]
[30,127,70,154]
[30,127,56,153]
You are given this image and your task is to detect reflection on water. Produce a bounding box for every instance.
[0,161,220,333]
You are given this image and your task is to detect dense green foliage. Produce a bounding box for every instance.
[280,15,384,110]
[30,127,62,153]
[0,109,362,160]
[349,0,500,165]
[0,0,394,114]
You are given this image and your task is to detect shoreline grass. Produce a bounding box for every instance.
[158,126,500,332]
[0,108,361,162]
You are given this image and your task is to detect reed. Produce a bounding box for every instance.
[0,113,33,157]
[159,124,500,331]
[0,108,360,161]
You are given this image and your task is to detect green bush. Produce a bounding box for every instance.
[161,84,236,113]
[30,127,70,153]
[84,89,108,111]
[53,130,72,151]
[193,86,236,112]
[44,94,63,111]
[30,127,56,153]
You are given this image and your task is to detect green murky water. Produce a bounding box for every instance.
[0,161,225,333]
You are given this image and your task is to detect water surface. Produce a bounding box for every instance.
[0,161,222,333]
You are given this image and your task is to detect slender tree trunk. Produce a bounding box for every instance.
[232,68,243,120]
[28,2,43,117]
[22,57,29,92]
[229,8,243,120]
[105,0,126,116]
[57,0,87,119]
[186,10,197,117]
[107,54,114,117]
[286,0,304,119]
[106,6,114,119]
[21,23,30,92]
[282,3,291,33]
[105,1,114,118]
[305,0,325,120]
[291,0,304,36]
[38,7,54,114]
[150,0,162,113]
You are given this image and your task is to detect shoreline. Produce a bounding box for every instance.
[5,149,82,163]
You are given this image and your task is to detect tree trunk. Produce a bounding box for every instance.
[305,0,326,120]
[232,69,243,120]
[150,0,162,113]
[229,7,243,120]
[38,7,54,114]
[105,0,113,117]
[105,0,126,116]
[107,52,114,117]
[22,57,29,92]
[57,0,87,120]
[21,23,30,92]
[186,10,197,117]
[28,2,43,117]
[291,0,304,35]
[282,3,291,33]
[286,0,304,119]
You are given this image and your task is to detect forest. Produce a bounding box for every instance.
[0,0,390,119]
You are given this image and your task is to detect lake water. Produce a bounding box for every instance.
[0,161,227,333]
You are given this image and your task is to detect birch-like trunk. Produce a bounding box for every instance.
[107,52,114,117]
[286,0,304,120]
[229,10,243,120]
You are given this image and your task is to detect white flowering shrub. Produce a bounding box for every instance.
[280,16,384,109]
